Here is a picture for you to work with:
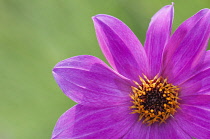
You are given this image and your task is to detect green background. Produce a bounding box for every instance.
[0,0,209,139]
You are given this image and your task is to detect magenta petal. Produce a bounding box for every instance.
[148,120,191,139]
[144,4,174,78]
[162,9,210,83]
[204,50,210,62]
[123,122,150,139]
[197,51,210,94]
[175,95,210,138]
[180,94,210,108]
[178,67,210,97]
[163,9,209,68]
[53,55,132,107]
[123,118,191,139]
[197,77,210,95]
[92,14,148,81]
[51,104,136,139]
[178,50,210,96]
[180,76,210,97]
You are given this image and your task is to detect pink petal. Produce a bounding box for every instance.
[123,122,151,139]
[178,69,210,97]
[123,118,191,139]
[195,51,210,94]
[162,9,210,84]
[180,76,210,97]
[52,104,136,139]
[53,55,132,107]
[92,14,148,81]
[149,120,191,139]
[175,95,210,138]
[178,50,210,96]
[163,9,209,68]
[204,50,210,62]
[144,4,174,78]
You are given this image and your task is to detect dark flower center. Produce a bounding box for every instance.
[130,75,180,125]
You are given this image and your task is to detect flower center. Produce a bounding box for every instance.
[130,75,180,125]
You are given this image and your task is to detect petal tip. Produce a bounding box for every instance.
[52,62,61,72]
[161,3,174,12]
[52,67,56,74]
[171,2,174,6]
[92,14,99,21]
[92,14,110,21]
[92,14,107,25]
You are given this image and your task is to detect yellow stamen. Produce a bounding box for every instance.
[130,75,180,125]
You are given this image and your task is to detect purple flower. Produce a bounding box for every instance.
[52,4,210,139]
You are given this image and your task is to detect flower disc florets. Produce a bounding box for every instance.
[130,75,180,125]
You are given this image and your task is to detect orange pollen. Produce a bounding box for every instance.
[130,75,180,125]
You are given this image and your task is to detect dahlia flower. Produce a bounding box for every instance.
[52,4,210,139]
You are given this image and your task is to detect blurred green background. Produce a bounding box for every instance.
[0,0,209,139]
